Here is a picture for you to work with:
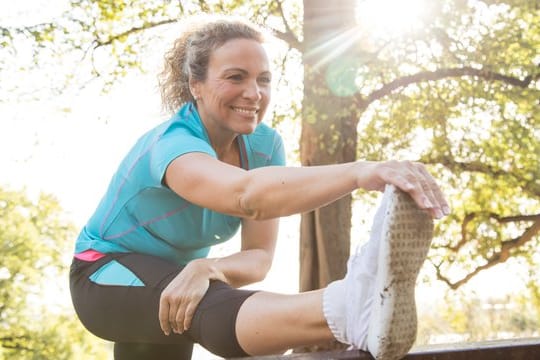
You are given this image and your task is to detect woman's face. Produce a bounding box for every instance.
[192,38,272,136]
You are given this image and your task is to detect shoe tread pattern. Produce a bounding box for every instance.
[375,188,434,360]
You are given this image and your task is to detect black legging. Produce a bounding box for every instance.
[69,253,257,359]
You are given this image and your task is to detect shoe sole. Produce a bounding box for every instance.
[367,186,434,360]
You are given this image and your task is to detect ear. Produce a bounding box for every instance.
[189,78,201,100]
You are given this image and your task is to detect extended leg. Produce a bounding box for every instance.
[231,185,434,358]
[234,186,393,355]
[235,290,334,355]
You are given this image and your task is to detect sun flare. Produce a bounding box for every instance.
[356,0,428,38]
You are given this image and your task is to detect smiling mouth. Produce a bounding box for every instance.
[231,106,258,116]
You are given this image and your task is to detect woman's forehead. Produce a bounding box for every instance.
[209,38,270,72]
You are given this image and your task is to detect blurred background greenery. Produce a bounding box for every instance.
[1,0,538,358]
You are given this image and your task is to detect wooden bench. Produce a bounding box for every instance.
[235,338,540,359]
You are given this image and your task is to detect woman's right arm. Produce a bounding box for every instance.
[164,153,449,220]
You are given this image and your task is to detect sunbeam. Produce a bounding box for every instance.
[304,25,365,71]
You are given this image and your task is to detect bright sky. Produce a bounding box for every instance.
[0,0,68,25]
[1,1,532,357]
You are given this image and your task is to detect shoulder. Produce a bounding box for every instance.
[153,103,213,153]
[243,122,285,167]
[247,122,283,145]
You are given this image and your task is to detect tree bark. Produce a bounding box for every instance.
[300,0,359,292]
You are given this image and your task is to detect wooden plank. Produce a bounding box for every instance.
[233,338,540,360]
[231,349,370,360]
[407,338,540,360]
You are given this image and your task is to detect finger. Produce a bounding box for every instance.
[415,163,450,216]
[164,296,181,334]
[183,290,205,332]
[159,296,171,336]
[393,161,438,213]
[183,302,197,332]
[174,299,187,334]
[412,163,438,208]
[171,309,181,333]
[392,170,436,213]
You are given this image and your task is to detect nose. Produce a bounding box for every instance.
[243,80,262,101]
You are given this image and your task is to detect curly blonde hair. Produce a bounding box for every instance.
[159,15,267,114]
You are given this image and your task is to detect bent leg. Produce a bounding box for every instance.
[70,253,256,359]
[70,253,195,360]
[71,252,339,358]
[114,342,193,360]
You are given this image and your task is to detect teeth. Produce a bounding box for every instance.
[232,107,257,115]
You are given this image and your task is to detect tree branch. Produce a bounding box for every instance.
[435,216,540,289]
[89,6,304,53]
[490,213,540,223]
[355,66,538,106]
[449,212,475,252]
[422,155,540,197]
[0,335,33,351]
[271,0,303,51]
[93,19,178,48]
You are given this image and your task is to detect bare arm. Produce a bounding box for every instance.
[164,153,449,220]
[189,217,278,287]
[159,217,279,335]
[209,217,278,286]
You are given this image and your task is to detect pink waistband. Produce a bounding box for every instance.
[74,249,106,262]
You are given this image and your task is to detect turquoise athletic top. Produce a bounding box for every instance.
[75,102,286,265]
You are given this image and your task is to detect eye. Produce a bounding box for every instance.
[227,74,243,81]
[258,76,272,85]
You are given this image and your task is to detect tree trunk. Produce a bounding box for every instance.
[300,0,359,292]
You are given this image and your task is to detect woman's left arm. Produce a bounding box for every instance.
[159,218,279,335]
[204,217,279,287]
[183,218,278,288]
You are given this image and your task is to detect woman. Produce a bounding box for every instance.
[70,15,449,360]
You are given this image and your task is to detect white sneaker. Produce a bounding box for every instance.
[343,186,393,348]
[323,186,392,347]
[366,185,434,360]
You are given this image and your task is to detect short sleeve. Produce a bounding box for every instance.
[242,123,286,169]
[150,130,216,184]
[269,132,286,166]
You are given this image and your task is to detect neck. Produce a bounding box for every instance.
[206,130,240,166]
[196,106,240,166]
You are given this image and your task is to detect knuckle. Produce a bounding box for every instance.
[404,172,416,183]
[185,307,195,316]
[167,299,177,307]
[162,293,174,302]
[404,160,414,165]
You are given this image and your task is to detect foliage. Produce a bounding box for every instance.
[0,187,108,359]
[1,0,539,329]
[350,0,539,289]
[417,284,539,345]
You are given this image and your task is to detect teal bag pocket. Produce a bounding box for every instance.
[89,260,144,287]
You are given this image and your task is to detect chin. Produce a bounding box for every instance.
[239,118,262,134]
[238,125,258,135]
